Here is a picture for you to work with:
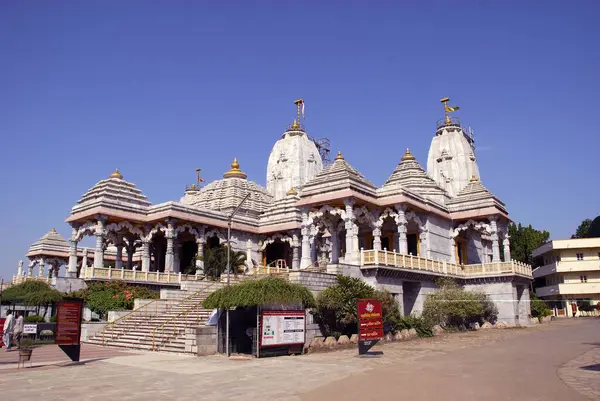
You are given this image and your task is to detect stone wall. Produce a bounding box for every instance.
[288,271,337,294]
[467,231,484,264]
[464,281,527,326]
[427,214,453,261]
[81,322,107,341]
[196,325,217,356]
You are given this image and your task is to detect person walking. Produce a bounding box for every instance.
[13,312,24,349]
[3,310,15,351]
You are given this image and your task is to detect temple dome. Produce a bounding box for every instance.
[181,158,273,217]
[379,148,449,205]
[71,169,151,216]
[266,123,323,201]
[26,228,69,258]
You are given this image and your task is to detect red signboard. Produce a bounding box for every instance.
[357,298,383,343]
[0,318,5,347]
[55,300,83,345]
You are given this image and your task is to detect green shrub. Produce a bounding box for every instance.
[49,315,57,323]
[397,315,433,337]
[312,276,402,337]
[75,281,159,319]
[25,314,45,323]
[422,279,498,328]
[531,294,552,317]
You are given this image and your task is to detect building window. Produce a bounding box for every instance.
[560,276,564,283]
[557,255,561,262]
[597,252,600,260]
[576,253,584,260]
[580,275,587,283]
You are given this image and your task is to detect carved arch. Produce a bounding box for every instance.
[143,223,166,241]
[453,219,491,238]
[174,223,205,241]
[105,221,145,238]
[74,221,96,242]
[258,233,293,251]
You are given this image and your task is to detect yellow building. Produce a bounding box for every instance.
[532,238,600,316]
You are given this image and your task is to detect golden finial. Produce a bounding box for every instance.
[335,151,344,161]
[109,168,123,179]
[401,148,416,162]
[290,98,305,129]
[51,227,57,233]
[440,97,460,124]
[223,158,247,179]
[470,175,479,182]
[287,187,298,196]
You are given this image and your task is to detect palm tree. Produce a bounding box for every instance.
[202,246,247,278]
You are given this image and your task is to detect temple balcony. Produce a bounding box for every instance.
[360,249,532,279]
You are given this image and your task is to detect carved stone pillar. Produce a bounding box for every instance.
[81,249,88,277]
[115,242,123,270]
[503,235,511,262]
[165,221,175,272]
[300,210,312,268]
[173,241,181,273]
[94,217,106,269]
[141,239,151,272]
[196,238,205,274]
[489,217,500,262]
[344,199,355,262]
[330,230,339,264]
[17,261,23,277]
[395,205,408,254]
[373,226,382,251]
[419,230,427,258]
[292,234,300,269]
[67,229,78,277]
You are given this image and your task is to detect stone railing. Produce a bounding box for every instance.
[360,249,532,278]
[11,275,52,285]
[80,266,198,284]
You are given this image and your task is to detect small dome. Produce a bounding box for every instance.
[109,168,123,179]
[401,148,416,162]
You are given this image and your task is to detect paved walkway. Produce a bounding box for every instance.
[0,319,597,400]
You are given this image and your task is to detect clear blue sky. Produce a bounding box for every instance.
[1,1,598,280]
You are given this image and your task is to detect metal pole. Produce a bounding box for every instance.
[225,192,251,358]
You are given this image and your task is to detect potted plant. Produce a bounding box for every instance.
[19,338,35,362]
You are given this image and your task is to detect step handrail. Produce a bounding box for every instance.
[101,297,165,345]
[151,280,221,351]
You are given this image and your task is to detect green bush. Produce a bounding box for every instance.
[75,281,159,319]
[49,315,57,323]
[531,294,552,318]
[312,276,402,337]
[25,314,45,323]
[422,278,498,328]
[396,315,433,337]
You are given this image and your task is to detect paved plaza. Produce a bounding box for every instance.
[0,319,598,401]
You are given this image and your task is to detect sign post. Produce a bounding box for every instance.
[55,299,83,362]
[357,298,383,355]
[259,310,305,357]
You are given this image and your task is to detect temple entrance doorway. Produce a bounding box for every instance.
[264,240,291,268]
[177,231,198,274]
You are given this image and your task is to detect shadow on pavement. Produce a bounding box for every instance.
[580,363,600,372]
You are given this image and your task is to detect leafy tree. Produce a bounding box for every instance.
[202,246,247,278]
[1,281,63,306]
[422,278,498,328]
[585,216,600,238]
[572,218,593,239]
[312,275,402,337]
[508,223,550,266]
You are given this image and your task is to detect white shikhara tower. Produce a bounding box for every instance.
[427,97,480,197]
[266,99,323,200]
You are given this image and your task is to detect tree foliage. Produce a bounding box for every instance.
[422,278,498,328]
[585,216,600,238]
[572,218,593,239]
[508,222,550,266]
[72,281,159,318]
[201,246,247,278]
[311,275,402,337]
[202,277,315,309]
[1,281,63,306]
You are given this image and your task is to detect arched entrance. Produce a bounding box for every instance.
[264,239,291,268]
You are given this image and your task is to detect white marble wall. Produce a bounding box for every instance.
[427,214,453,261]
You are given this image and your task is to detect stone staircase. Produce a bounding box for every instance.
[85,280,226,354]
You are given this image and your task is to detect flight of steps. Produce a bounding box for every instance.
[86,280,227,354]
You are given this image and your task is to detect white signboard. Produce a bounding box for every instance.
[23,324,37,334]
[260,311,305,347]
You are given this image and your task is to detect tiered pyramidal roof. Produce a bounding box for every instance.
[447,175,506,213]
